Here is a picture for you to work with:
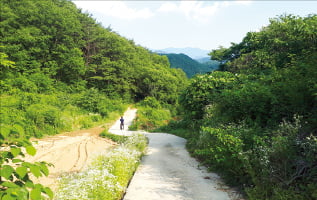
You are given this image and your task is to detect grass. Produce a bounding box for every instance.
[99,131,129,144]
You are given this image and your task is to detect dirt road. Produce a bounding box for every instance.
[110,108,241,200]
[108,108,138,136]
[123,132,240,200]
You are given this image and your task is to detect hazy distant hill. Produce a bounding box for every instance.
[160,53,219,78]
[196,57,214,63]
[155,47,210,59]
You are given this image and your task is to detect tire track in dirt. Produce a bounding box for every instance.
[70,138,90,171]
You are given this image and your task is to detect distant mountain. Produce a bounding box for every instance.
[155,47,210,59]
[196,57,213,63]
[160,53,219,78]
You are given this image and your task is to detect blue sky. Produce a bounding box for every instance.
[73,1,316,51]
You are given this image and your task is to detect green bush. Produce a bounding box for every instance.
[28,73,54,94]
[26,104,61,129]
[73,88,126,117]
[155,119,193,139]
[1,89,127,138]
[7,75,38,93]
[176,106,317,200]
[130,106,171,131]
[193,126,247,185]
[138,97,161,109]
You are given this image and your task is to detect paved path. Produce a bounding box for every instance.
[108,108,138,136]
[109,108,237,200]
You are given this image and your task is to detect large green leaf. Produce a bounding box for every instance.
[30,188,41,200]
[16,166,27,178]
[44,187,54,199]
[25,180,34,188]
[26,146,36,156]
[10,147,21,157]
[39,162,49,176]
[12,159,23,163]
[30,165,41,178]
[1,194,16,200]
[1,181,19,188]
[1,165,14,180]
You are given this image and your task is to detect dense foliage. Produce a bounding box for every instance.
[176,14,317,200]
[129,97,172,131]
[0,0,187,103]
[0,0,186,199]
[161,53,219,78]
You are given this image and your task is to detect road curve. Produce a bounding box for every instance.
[110,108,237,200]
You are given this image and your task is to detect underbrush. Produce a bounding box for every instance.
[55,133,147,200]
[129,97,172,131]
[155,119,193,139]
[0,89,127,139]
[167,116,317,200]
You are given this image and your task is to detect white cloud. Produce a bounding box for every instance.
[158,1,219,23]
[73,1,252,23]
[158,2,178,12]
[235,0,253,6]
[74,1,154,20]
[158,0,252,24]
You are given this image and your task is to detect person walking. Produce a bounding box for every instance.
[120,116,124,130]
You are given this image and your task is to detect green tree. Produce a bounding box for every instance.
[179,14,317,199]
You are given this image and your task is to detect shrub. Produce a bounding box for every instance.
[26,104,61,130]
[138,97,161,109]
[193,126,246,185]
[243,117,317,200]
[130,106,171,131]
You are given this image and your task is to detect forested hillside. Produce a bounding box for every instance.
[160,53,219,78]
[0,0,187,198]
[162,14,317,200]
[0,0,187,136]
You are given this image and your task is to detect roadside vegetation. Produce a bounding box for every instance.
[55,133,147,200]
[129,97,174,132]
[160,14,317,200]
